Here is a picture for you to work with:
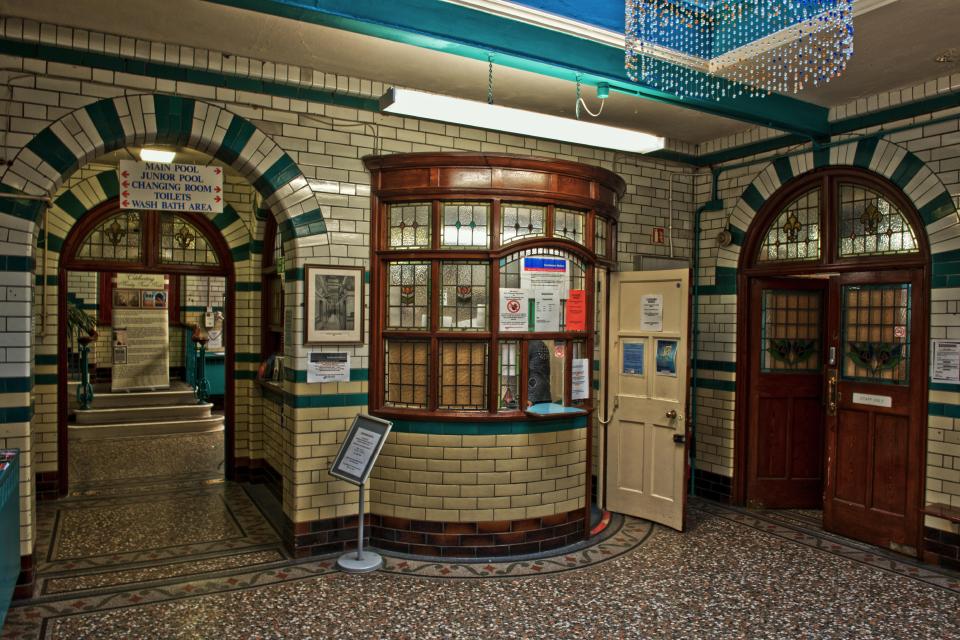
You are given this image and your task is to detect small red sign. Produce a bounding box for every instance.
[566,290,587,331]
[894,325,906,338]
[651,227,666,245]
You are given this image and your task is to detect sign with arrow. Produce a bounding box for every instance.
[118,160,224,213]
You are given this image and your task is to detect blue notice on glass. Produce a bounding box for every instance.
[623,342,645,376]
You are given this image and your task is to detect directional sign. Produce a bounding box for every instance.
[118,160,224,213]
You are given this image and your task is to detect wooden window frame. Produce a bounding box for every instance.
[364,153,625,423]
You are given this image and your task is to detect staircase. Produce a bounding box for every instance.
[67,382,224,491]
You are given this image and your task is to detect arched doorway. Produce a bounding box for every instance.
[735,167,929,555]
[56,200,236,494]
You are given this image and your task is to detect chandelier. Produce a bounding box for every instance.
[625,0,855,99]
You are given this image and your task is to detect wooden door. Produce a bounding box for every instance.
[823,270,925,554]
[606,268,689,530]
[747,278,826,508]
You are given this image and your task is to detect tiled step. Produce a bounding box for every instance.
[68,382,196,409]
[75,403,212,424]
[69,415,225,440]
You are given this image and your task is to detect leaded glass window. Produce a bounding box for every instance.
[440,262,488,331]
[842,284,911,385]
[838,184,918,257]
[387,261,430,330]
[501,203,545,245]
[77,212,142,261]
[757,188,821,262]
[555,208,586,245]
[439,342,488,409]
[594,217,609,257]
[498,340,520,410]
[389,202,431,249]
[160,214,219,265]
[385,340,429,408]
[761,289,822,372]
[442,202,489,248]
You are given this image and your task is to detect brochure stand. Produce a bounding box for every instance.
[328,414,393,573]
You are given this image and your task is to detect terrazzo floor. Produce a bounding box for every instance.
[4,481,958,639]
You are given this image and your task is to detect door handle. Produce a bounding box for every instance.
[666,409,678,419]
[826,368,838,416]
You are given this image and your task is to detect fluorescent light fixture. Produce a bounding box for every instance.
[380,88,664,154]
[139,148,176,163]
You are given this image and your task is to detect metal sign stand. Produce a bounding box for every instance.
[336,481,383,573]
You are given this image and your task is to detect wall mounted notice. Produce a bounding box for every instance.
[307,352,351,383]
[329,414,393,486]
[571,358,590,400]
[119,160,224,213]
[499,288,530,332]
[521,257,567,333]
[931,340,960,384]
[534,291,560,332]
[566,289,586,331]
[641,294,663,332]
[112,273,169,391]
[623,342,645,376]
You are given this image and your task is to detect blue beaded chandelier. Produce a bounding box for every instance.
[625,0,855,99]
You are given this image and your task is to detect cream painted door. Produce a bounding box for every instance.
[605,268,689,530]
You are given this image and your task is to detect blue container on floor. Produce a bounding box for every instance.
[0,450,20,625]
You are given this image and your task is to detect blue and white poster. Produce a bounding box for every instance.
[656,339,678,377]
[623,342,645,376]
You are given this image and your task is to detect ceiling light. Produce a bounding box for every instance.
[139,148,176,163]
[380,88,664,154]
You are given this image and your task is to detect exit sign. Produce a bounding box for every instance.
[651,227,666,244]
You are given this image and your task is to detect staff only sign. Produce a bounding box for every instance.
[118,160,224,213]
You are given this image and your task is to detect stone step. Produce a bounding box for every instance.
[69,414,225,440]
[74,403,212,424]
[68,381,195,409]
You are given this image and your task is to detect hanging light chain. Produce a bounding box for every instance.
[487,53,495,105]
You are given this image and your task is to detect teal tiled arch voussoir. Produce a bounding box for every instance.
[5,94,325,236]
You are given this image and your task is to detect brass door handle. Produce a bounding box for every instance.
[666,409,677,419]
[826,369,838,416]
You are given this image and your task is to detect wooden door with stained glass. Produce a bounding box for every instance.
[747,277,826,508]
[823,271,925,554]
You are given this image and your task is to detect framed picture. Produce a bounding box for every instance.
[304,265,364,344]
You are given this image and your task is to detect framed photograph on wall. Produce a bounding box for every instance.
[304,265,364,344]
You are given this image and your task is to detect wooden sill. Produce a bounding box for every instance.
[922,503,960,524]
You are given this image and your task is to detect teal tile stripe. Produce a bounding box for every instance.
[286,391,368,408]
[929,382,960,393]
[35,354,57,366]
[696,266,737,296]
[695,378,736,392]
[929,402,960,419]
[0,406,32,423]
[26,128,76,175]
[34,374,57,386]
[53,190,86,220]
[217,117,256,167]
[0,185,45,222]
[772,156,794,186]
[85,100,125,153]
[284,368,369,383]
[390,415,587,435]
[97,170,119,198]
[153,95,195,146]
[853,137,879,169]
[694,359,736,372]
[0,378,32,393]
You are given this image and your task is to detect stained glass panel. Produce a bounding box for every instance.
[385,340,429,408]
[389,202,431,249]
[838,184,918,257]
[440,262,488,331]
[761,289,821,372]
[77,212,142,261]
[842,284,910,385]
[442,202,489,248]
[757,188,820,262]
[439,342,488,410]
[387,261,430,330]
[501,203,545,245]
[554,208,586,245]
[160,214,219,265]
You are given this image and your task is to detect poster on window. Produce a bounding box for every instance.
[499,288,530,332]
[655,339,678,377]
[571,358,590,400]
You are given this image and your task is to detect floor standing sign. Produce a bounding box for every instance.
[329,414,393,573]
